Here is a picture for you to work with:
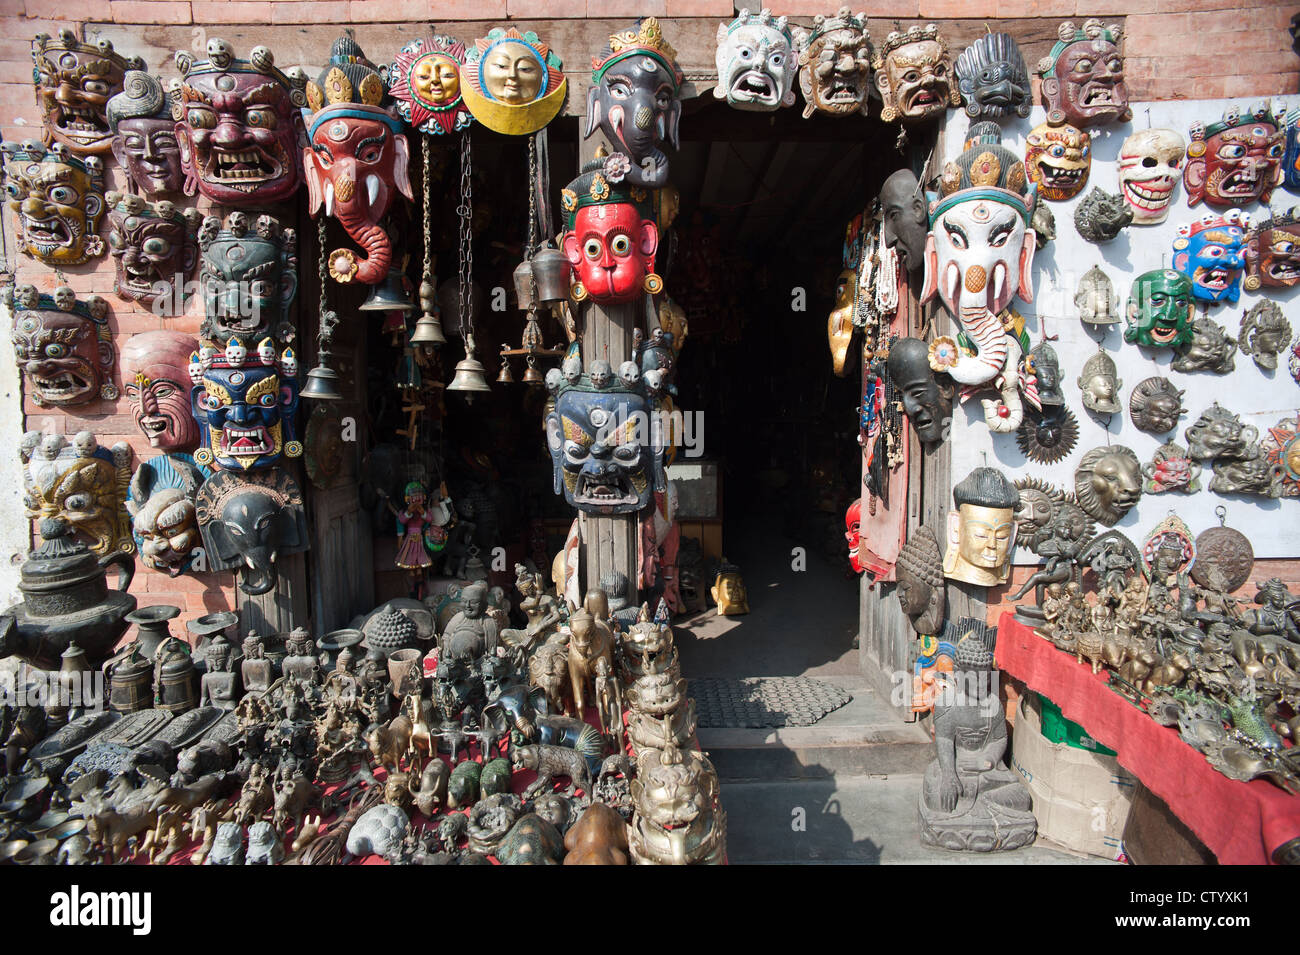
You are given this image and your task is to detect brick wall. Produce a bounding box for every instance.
[2,1,1297,643]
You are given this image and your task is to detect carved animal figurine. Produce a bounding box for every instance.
[85,801,157,861]
[412,758,450,817]
[207,821,245,865]
[272,773,319,835]
[563,802,629,865]
[174,739,234,784]
[568,608,615,718]
[1076,625,1105,675]
[530,640,574,716]
[480,757,512,798]
[234,765,274,825]
[512,743,592,799]
[150,806,190,864]
[366,713,413,769]
[447,759,482,809]
[383,769,414,813]
[189,803,219,864]
[149,771,238,815]
[246,820,282,864]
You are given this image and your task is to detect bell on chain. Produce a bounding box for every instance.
[301,361,343,401]
[497,354,515,384]
[521,356,543,385]
[513,259,537,312]
[530,246,571,304]
[409,278,446,345]
[359,268,415,312]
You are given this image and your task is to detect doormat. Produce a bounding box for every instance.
[688,677,853,729]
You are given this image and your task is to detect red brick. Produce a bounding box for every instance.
[191,1,272,21]
[663,0,733,15]
[1160,0,1277,10]
[110,2,194,24]
[0,0,25,14]
[346,0,428,20]
[995,0,1074,17]
[21,0,103,19]
[507,0,584,18]
[429,0,506,18]
[919,0,996,17]
[269,1,347,23]
[1225,71,1299,98]
[585,0,666,17]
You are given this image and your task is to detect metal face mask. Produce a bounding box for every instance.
[714,9,799,112]
[1118,128,1184,226]
[172,39,308,205]
[388,35,473,135]
[1244,209,1300,290]
[1172,210,1248,305]
[873,24,958,126]
[303,35,413,286]
[794,10,873,119]
[191,343,301,471]
[107,71,185,196]
[106,192,202,311]
[1035,20,1130,129]
[1184,103,1285,208]
[199,211,298,346]
[3,140,105,266]
[954,32,1031,120]
[588,19,683,189]
[6,284,115,409]
[1024,123,1090,201]
[122,331,200,451]
[460,28,567,136]
[561,159,660,306]
[545,365,665,515]
[32,30,143,155]
[1124,269,1195,348]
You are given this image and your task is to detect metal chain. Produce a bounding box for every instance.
[421,135,433,284]
[317,216,329,318]
[526,135,538,258]
[457,131,473,352]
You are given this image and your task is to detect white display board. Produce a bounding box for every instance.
[942,101,1300,562]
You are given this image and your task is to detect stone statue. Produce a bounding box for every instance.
[199,636,240,711]
[895,527,945,636]
[240,633,273,697]
[919,635,1036,852]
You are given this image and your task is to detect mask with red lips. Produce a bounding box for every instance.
[1184,102,1285,209]
[1024,122,1090,201]
[6,283,116,409]
[191,345,301,471]
[122,330,201,451]
[1172,210,1248,305]
[1124,270,1194,348]
[561,158,660,305]
[1034,19,1131,129]
[33,30,143,156]
[1244,208,1300,290]
[1117,128,1184,226]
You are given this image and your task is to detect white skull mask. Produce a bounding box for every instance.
[1117,128,1185,226]
[924,199,1035,316]
[714,12,798,111]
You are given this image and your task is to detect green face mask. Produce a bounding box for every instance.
[1125,269,1195,348]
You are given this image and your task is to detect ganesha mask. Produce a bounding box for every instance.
[122,330,201,451]
[195,469,309,596]
[1172,210,1248,305]
[922,122,1038,434]
[714,9,799,112]
[873,23,959,126]
[1118,128,1184,226]
[545,362,666,515]
[1034,20,1131,129]
[1184,103,1284,208]
[106,192,202,311]
[6,283,115,408]
[587,18,683,189]
[1244,209,1300,290]
[107,71,185,197]
[3,140,105,266]
[794,8,872,119]
[303,34,412,286]
[1124,269,1195,348]
[32,30,143,155]
[561,159,660,305]
[191,343,301,471]
[1024,123,1090,201]
[172,38,308,204]
[199,211,298,346]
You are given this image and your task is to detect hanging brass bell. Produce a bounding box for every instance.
[513,259,537,311]
[530,246,572,304]
[447,355,491,394]
[521,362,544,386]
[359,269,415,312]
[301,363,344,401]
[409,310,446,345]
[497,358,515,384]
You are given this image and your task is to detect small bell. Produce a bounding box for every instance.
[301,362,344,401]
[358,268,414,312]
[497,354,515,384]
[448,355,491,395]
[409,278,446,345]
[530,246,572,304]
[513,259,537,311]
[521,359,543,386]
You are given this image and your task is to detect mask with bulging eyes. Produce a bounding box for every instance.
[33,30,144,155]
[793,10,873,119]
[714,9,799,112]
[3,140,106,267]
[1035,19,1131,129]
[1184,103,1285,209]
[1244,209,1300,291]
[106,192,202,311]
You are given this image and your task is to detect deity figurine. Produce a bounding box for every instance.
[919,635,1036,852]
[281,628,321,687]
[1118,129,1184,226]
[1074,265,1119,326]
[711,563,749,615]
[1242,579,1300,643]
[502,563,564,654]
[199,637,240,711]
[459,27,567,136]
[895,527,945,636]
[7,284,116,408]
[32,30,144,155]
[3,140,106,267]
[1184,102,1285,209]
[381,481,453,597]
[922,123,1039,433]
[793,8,872,120]
[714,9,801,112]
[1239,301,1292,372]
[1172,210,1249,305]
[241,634,273,697]
[107,71,186,197]
[440,582,500,664]
[872,23,959,127]
[1034,20,1130,129]
[943,468,1019,587]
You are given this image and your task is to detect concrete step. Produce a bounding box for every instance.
[697,675,934,781]
[719,774,1115,865]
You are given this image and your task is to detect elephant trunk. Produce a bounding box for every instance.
[238,549,278,596]
[332,181,391,285]
[980,336,1026,433]
[949,305,1008,387]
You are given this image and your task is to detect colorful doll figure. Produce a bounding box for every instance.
[714,9,800,113]
[2,140,105,266]
[388,35,473,135]
[793,8,872,120]
[198,211,298,346]
[126,453,207,577]
[1124,269,1195,349]
[1024,123,1090,201]
[1184,102,1285,209]
[195,468,308,595]
[1172,210,1249,306]
[1117,128,1184,226]
[303,35,413,286]
[954,32,1031,121]
[944,467,1019,587]
[122,330,201,452]
[872,23,959,126]
[460,28,566,136]
[922,122,1039,434]
[383,481,454,596]
[5,283,116,408]
[107,71,186,197]
[172,38,308,205]
[561,157,661,306]
[545,359,666,516]
[191,341,301,471]
[1034,20,1130,129]
[588,18,683,190]
[1243,208,1300,290]
[106,192,202,312]
[32,29,144,156]
[21,430,133,558]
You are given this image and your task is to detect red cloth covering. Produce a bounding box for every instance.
[995,612,1300,865]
